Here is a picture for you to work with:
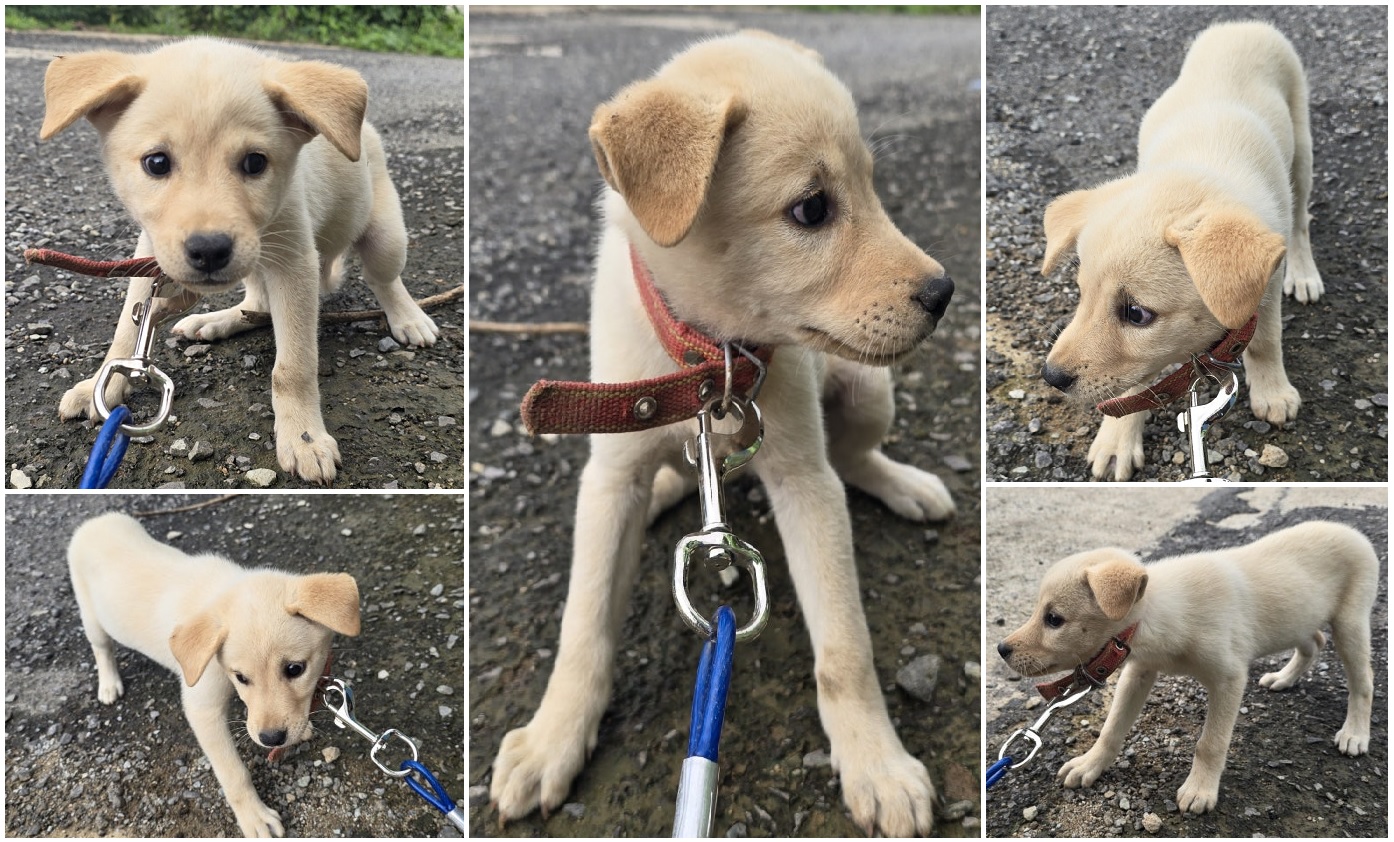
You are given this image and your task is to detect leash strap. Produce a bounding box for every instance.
[24,249,161,278]
[1035,624,1138,702]
[986,756,1012,789]
[1096,314,1257,417]
[520,245,772,435]
[78,406,132,488]
[673,605,735,837]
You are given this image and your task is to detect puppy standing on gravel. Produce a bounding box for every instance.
[69,512,361,837]
[1038,23,1323,480]
[490,31,955,835]
[39,38,440,483]
[998,521,1377,813]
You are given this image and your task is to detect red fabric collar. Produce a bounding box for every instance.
[1035,623,1138,702]
[520,244,773,435]
[1096,314,1257,417]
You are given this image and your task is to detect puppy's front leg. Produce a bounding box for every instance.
[1059,663,1157,788]
[1087,412,1147,481]
[757,422,933,835]
[264,257,340,484]
[491,442,657,821]
[182,680,284,837]
[1176,670,1247,814]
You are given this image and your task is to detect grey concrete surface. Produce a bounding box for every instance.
[985,486,1388,837]
[468,7,981,837]
[4,493,464,837]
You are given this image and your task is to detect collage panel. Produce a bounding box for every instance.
[4,24,465,490]
[985,486,1388,837]
[3,492,465,837]
[468,7,981,838]
[984,5,1388,482]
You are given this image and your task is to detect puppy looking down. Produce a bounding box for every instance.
[1038,22,1322,480]
[40,38,440,484]
[69,512,361,837]
[491,31,954,836]
[997,521,1377,814]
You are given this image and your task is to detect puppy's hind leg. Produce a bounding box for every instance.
[1258,629,1325,690]
[1282,75,1324,304]
[71,574,124,704]
[646,463,696,526]
[172,276,268,342]
[1331,614,1373,755]
[823,358,954,521]
[354,175,440,348]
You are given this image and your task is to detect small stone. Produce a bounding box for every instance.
[561,803,585,819]
[942,453,973,473]
[1142,812,1162,833]
[378,336,401,353]
[166,531,183,540]
[188,440,214,462]
[9,469,32,490]
[1258,444,1289,468]
[718,566,739,587]
[170,438,190,456]
[439,705,453,718]
[429,451,448,463]
[243,355,258,369]
[896,654,941,702]
[438,415,458,428]
[489,419,511,438]
[296,776,310,789]
[245,468,277,487]
[1119,796,1130,810]
[184,344,211,358]
[802,749,832,768]
[963,661,981,681]
[940,799,974,821]
[1355,399,1373,410]
[429,583,444,596]
[468,785,489,807]
[1008,389,1026,400]
[322,747,340,763]
[1371,393,1388,407]
[1023,805,1038,821]
[436,685,454,695]
[413,524,428,537]
[195,398,225,409]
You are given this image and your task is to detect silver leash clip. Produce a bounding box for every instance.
[996,683,1094,769]
[1176,367,1240,483]
[92,274,177,436]
[672,395,769,643]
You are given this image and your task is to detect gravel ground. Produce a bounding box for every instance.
[4,492,464,837]
[4,32,465,490]
[985,486,1388,837]
[468,8,981,837]
[985,5,1388,481]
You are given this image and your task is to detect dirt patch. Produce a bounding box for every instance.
[985,5,1387,481]
[4,32,464,490]
[468,9,981,837]
[4,493,464,837]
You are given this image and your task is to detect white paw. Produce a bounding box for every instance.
[1283,266,1324,304]
[60,375,130,421]
[1176,771,1220,814]
[1249,381,1301,428]
[97,676,124,705]
[646,464,693,525]
[1087,422,1145,481]
[1336,724,1370,756]
[230,794,284,837]
[172,310,245,342]
[878,461,956,522]
[1058,748,1110,789]
[275,430,341,485]
[386,305,440,348]
[1258,670,1297,691]
[491,720,593,823]
[831,743,935,836]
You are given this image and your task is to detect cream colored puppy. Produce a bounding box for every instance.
[490,31,955,836]
[1039,22,1322,480]
[997,522,1377,813]
[69,512,361,837]
[40,39,440,484]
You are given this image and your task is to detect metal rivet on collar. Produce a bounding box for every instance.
[682,349,703,365]
[633,396,658,421]
[698,378,716,401]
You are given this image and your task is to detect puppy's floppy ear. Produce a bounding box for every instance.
[589,79,745,247]
[1083,556,1148,621]
[169,610,228,687]
[286,573,361,637]
[1041,188,1097,275]
[265,61,368,162]
[1164,207,1285,329]
[40,51,145,140]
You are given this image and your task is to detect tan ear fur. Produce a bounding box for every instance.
[1083,558,1148,621]
[589,79,744,247]
[1041,189,1098,275]
[265,61,368,161]
[1164,208,1285,329]
[169,611,227,687]
[286,573,361,637]
[40,51,145,140]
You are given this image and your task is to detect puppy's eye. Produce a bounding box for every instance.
[790,192,830,227]
[1120,302,1156,327]
[234,672,249,685]
[241,153,268,176]
[284,662,306,679]
[1044,612,1065,629]
[142,153,172,177]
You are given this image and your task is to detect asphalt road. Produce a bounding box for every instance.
[468,8,982,837]
[985,486,1388,837]
[985,5,1388,482]
[4,493,464,837]
[4,31,465,489]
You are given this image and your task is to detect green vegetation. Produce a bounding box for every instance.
[5,5,464,57]
[799,5,979,14]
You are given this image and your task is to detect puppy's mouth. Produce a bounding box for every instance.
[798,325,929,366]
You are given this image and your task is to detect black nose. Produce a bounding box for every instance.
[185,232,234,273]
[1042,362,1076,392]
[913,274,954,320]
[996,641,1013,661]
[258,729,288,747]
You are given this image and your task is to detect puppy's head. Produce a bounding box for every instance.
[1038,174,1285,405]
[39,38,367,292]
[169,570,360,750]
[589,30,952,365]
[997,548,1146,677]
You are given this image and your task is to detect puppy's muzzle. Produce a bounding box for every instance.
[996,641,1013,660]
[184,232,235,274]
[914,274,954,321]
[1041,361,1076,392]
[258,728,288,747]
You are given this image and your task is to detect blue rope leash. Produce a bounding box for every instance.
[79,406,132,489]
[400,758,456,815]
[986,756,1012,788]
[688,605,735,761]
